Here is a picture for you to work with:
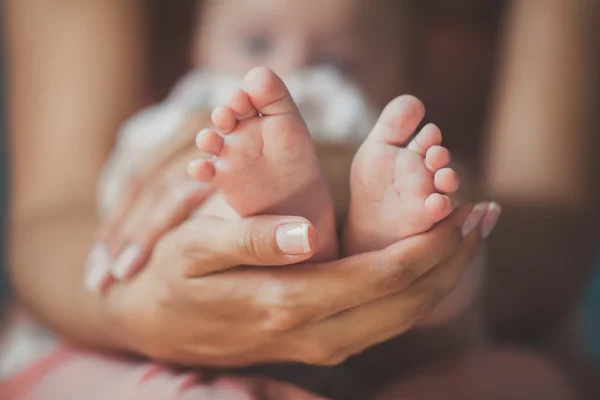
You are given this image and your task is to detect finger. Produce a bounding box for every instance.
[97,111,212,243]
[256,203,487,330]
[136,111,213,183]
[299,217,485,365]
[97,180,144,243]
[173,216,318,276]
[105,147,212,268]
[111,181,213,280]
[110,149,213,266]
[84,243,115,293]
[106,181,163,273]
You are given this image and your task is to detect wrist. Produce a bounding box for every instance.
[88,287,139,354]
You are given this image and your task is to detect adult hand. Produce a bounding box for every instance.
[101,202,491,368]
[87,110,215,291]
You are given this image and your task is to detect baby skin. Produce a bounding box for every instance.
[343,95,460,256]
[343,95,470,332]
[188,67,338,262]
[188,68,460,268]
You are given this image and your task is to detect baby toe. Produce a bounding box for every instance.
[425,146,451,172]
[434,168,460,194]
[211,106,238,134]
[425,193,454,222]
[187,159,216,182]
[196,128,224,156]
[228,89,257,120]
[243,67,297,116]
[407,123,442,156]
[368,95,426,147]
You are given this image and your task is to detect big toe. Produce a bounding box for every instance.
[243,67,298,117]
[367,95,425,147]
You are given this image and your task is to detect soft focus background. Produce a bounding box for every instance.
[0,0,598,397]
[0,17,7,298]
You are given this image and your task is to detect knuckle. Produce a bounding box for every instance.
[237,226,269,264]
[238,229,257,258]
[299,339,343,366]
[315,351,349,366]
[155,276,177,310]
[261,306,298,333]
[180,257,200,278]
[381,248,420,290]
[257,281,304,333]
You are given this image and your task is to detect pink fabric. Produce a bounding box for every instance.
[1,345,327,400]
[0,346,252,400]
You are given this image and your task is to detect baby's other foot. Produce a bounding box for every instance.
[344,95,460,255]
[188,67,337,261]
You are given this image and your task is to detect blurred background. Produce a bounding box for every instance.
[0,0,598,398]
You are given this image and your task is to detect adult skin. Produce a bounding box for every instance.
[4,0,486,370]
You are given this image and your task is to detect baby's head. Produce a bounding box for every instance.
[193,0,413,108]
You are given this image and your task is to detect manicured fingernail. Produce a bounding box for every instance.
[112,244,140,280]
[462,203,487,236]
[482,202,502,239]
[84,244,111,292]
[276,223,312,255]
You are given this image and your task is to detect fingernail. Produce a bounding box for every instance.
[482,202,502,239]
[112,244,140,280]
[84,244,111,292]
[462,203,487,236]
[276,223,312,255]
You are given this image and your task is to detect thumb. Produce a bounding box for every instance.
[177,215,317,272]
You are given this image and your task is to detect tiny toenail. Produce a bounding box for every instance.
[462,203,487,236]
[276,223,312,255]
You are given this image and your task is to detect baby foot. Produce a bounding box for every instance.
[188,67,338,261]
[343,95,460,256]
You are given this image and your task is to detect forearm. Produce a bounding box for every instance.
[9,206,126,351]
[3,0,146,348]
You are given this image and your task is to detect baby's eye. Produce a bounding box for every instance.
[241,35,273,58]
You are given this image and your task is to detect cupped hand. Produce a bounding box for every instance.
[86,110,215,291]
[101,203,489,368]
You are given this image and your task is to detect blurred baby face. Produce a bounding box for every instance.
[194,0,408,107]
